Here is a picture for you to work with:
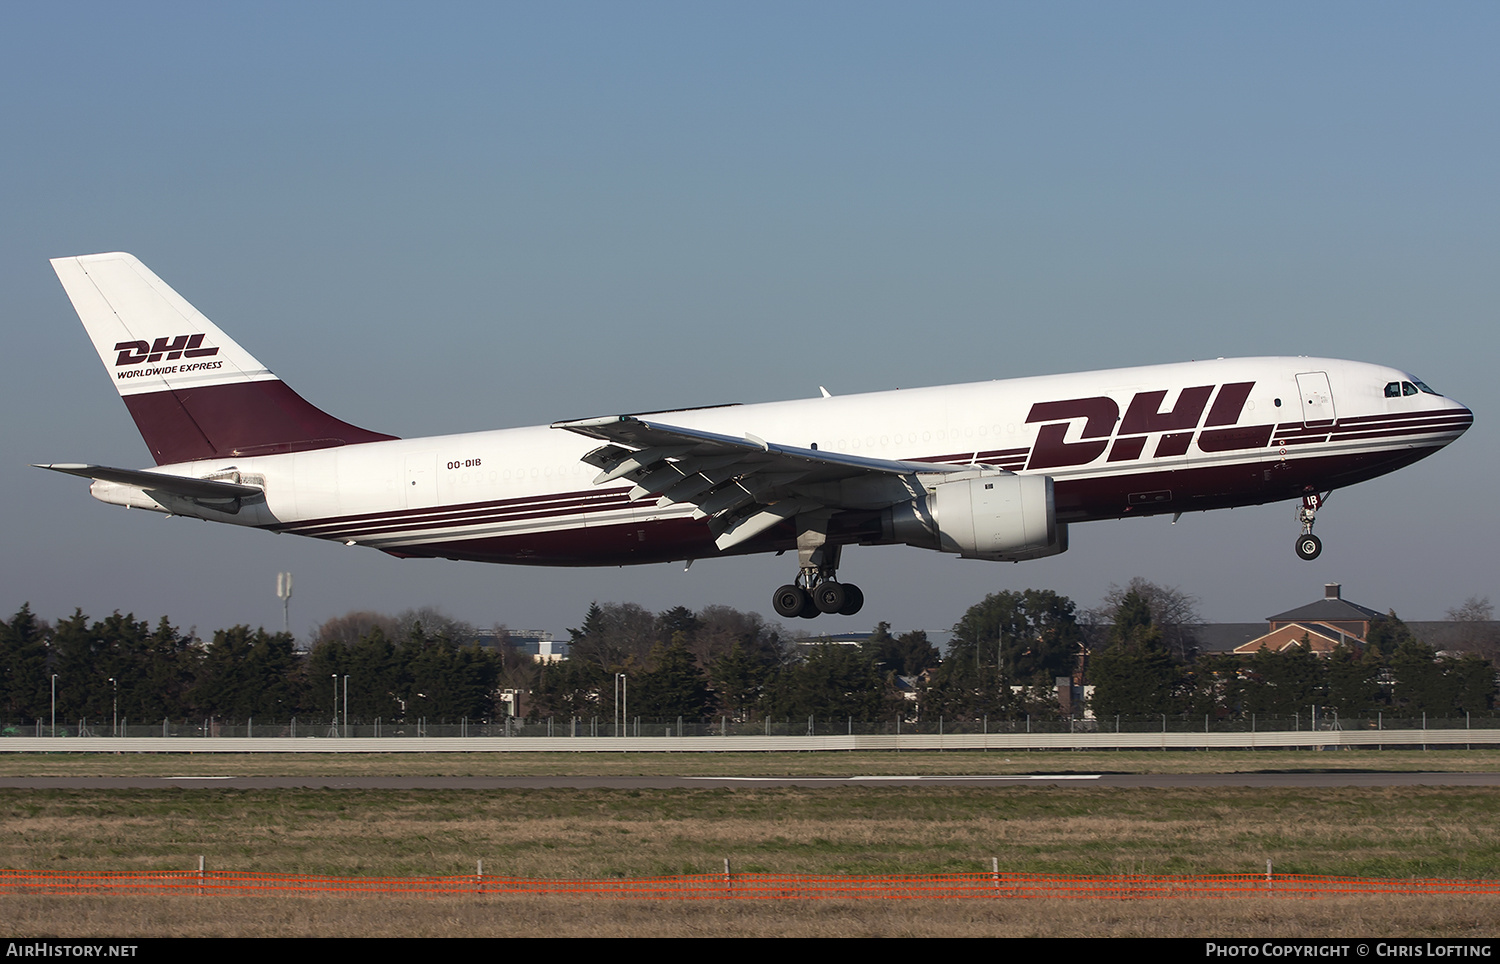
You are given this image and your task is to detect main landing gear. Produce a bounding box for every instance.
[770,516,864,619]
[773,574,864,619]
[1294,491,1327,561]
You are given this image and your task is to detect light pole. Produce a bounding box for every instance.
[342,675,349,738]
[332,674,338,735]
[109,677,117,737]
[615,673,627,737]
[50,674,57,737]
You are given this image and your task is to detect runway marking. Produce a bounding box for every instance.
[163,776,234,780]
[690,774,1102,783]
[853,774,1101,782]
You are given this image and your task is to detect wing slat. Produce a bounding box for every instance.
[553,415,977,549]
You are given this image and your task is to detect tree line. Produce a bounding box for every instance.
[0,606,519,725]
[1089,590,1496,722]
[1,583,1494,727]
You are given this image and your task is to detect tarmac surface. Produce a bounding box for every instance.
[3,772,1499,789]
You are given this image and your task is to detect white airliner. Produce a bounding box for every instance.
[41,252,1472,618]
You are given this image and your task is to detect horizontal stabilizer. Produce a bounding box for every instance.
[34,463,263,501]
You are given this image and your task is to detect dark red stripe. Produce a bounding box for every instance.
[1334,409,1473,427]
[271,488,631,533]
[1329,425,1473,443]
[126,383,396,465]
[292,499,635,540]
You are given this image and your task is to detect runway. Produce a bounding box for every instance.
[3,771,1498,790]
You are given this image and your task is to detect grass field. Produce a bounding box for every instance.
[6,894,1496,938]
[5,785,1497,878]
[2,746,1498,777]
[3,750,1498,936]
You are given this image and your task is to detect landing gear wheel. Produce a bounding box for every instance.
[798,592,820,619]
[837,583,864,616]
[812,581,847,615]
[1295,533,1323,561]
[772,584,807,618]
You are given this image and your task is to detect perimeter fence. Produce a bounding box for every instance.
[3,870,1498,901]
[7,713,1500,752]
[8,714,1498,740]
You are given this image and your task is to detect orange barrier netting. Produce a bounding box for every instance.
[3,870,1499,900]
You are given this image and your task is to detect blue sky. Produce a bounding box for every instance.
[2,2,1495,641]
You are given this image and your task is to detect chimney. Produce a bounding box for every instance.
[1324,583,1341,600]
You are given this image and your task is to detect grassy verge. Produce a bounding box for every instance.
[6,763,1497,937]
[6,894,1497,938]
[3,786,1497,879]
[1,747,1498,777]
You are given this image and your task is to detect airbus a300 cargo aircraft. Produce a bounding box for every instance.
[41,252,1473,618]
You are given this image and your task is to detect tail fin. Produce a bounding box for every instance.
[51,252,397,465]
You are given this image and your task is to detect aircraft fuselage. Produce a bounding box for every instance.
[85,357,1470,565]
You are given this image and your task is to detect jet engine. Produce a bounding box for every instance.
[883,472,1067,561]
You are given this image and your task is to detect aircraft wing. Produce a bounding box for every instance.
[34,463,263,501]
[552,415,970,551]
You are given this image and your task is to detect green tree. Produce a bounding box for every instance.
[1090,608,1171,720]
[766,643,891,721]
[928,590,1080,721]
[655,606,701,646]
[695,605,789,665]
[1387,636,1446,716]
[402,624,500,722]
[0,605,50,723]
[924,662,1013,722]
[190,626,302,720]
[1091,649,1179,720]
[1325,642,1382,719]
[633,637,714,721]
[1178,654,1238,721]
[528,658,605,721]
[1240,638,1326,719]
[1446,653,1496,715]
[862,622,940,677]
[306,627,405,721]
[114,615,200,723]
[568,602,658,673]
[1365,610,1420,654]
[710,640,772,721]
[948,590,1083,683]
[1089,578,1201,661]
[1088,590,1180,721]
[49,611,164,723]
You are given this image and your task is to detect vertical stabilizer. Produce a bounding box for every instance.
[51,253,396,464]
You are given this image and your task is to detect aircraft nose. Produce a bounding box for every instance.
[1443,398,1474,438]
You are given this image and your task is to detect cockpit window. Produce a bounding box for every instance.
[1386,379,1444,398]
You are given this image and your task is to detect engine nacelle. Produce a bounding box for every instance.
[883,473,1067,561]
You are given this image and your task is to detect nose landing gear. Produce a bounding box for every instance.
[1294,491,1327,560]
[1295,532,1322,561]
